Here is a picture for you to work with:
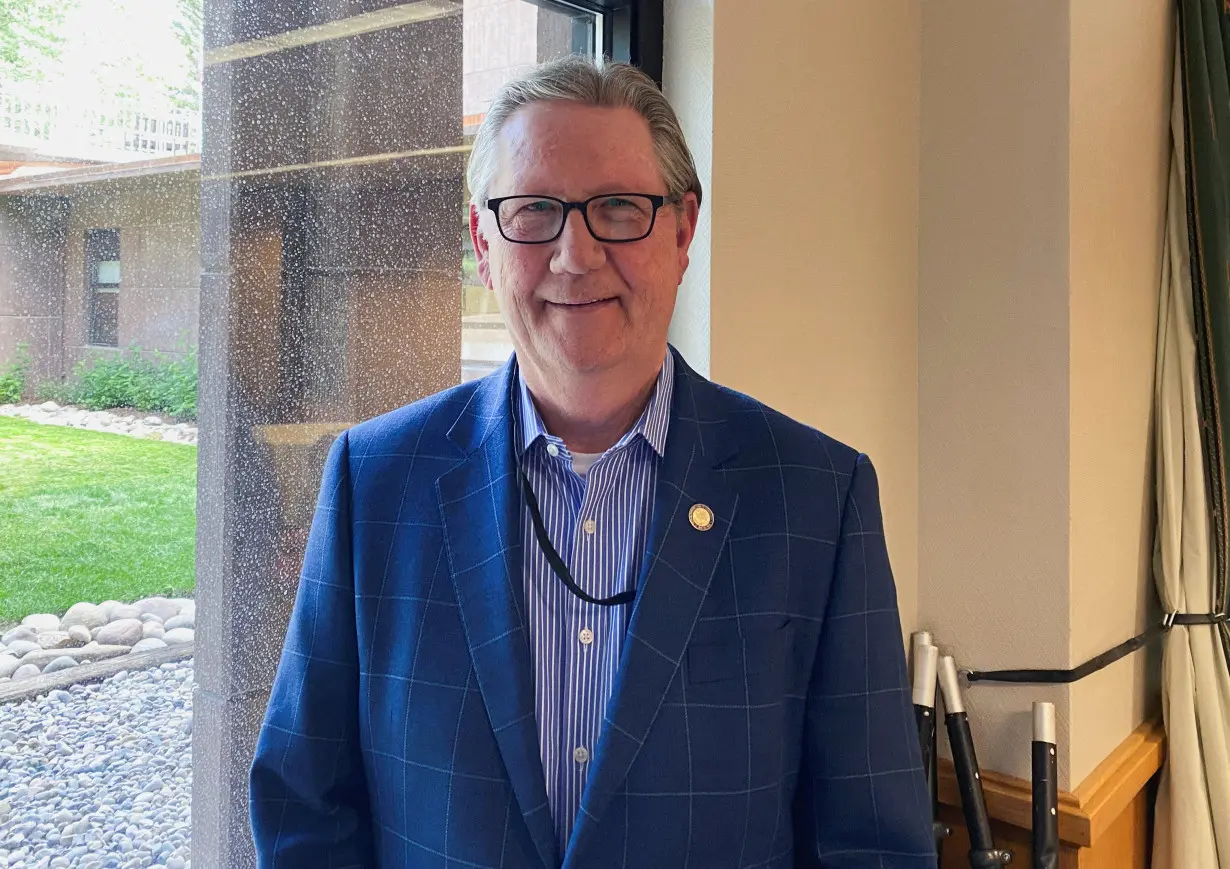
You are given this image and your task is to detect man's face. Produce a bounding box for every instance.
[470,101,699,380]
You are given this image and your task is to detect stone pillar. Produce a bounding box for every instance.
[193,3,464,864]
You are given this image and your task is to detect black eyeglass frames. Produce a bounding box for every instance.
[485,192,683,244]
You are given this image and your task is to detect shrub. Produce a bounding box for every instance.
[34,378,75,405]
[0,344,32,404]
[49,347,199,420]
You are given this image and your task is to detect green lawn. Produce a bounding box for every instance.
[0,416,197,626]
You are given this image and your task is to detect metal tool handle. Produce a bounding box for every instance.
[939,656,1012,868]
[1031,702,1059,869]
[915,703,937,778]
[911,640,947,863]
[913,641,939,709]
[945,709,994,850]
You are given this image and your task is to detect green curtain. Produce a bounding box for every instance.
[1178,0,1230,662]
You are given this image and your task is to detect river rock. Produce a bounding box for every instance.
[1,626,36,645]
[37,631,77,650]
[15,644,129,669]
[163,614,194,631]
[21,613,61,632]
[15,650,79,669]
[0,655,20,679]
[96,619,143,647]
[6,640,39,657]
[42,657,79,675]
[134,598,180,622]
[161,628,194,647]
[130,638,167,653]
[60,602,106,631]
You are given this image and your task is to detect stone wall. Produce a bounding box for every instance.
[0,170,200,386]
[0,196,69,383]
[61,172,200,372]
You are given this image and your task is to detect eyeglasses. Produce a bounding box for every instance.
[486,192,682,244]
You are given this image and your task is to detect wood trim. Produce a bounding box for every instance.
[938,761,1091,846]
[1072,720,1165,845]
[937,718,1164,849]
[0,644,193,704]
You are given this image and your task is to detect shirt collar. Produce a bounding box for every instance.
[515,350,674,460]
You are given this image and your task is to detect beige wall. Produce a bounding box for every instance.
[695,0,922,638]
[668,0,1172,789]
[915,0,1170,787]
[917,0,1170,788]
[919,0,1075,786]
[1067,0,1171,785]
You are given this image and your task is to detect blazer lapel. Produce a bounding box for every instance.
[437,362,559,869]
[567,351,740,859]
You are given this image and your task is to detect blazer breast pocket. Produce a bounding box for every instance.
[685,619,793,687]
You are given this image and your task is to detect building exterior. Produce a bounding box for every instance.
[0,0,575,388]
[0,158,200,384]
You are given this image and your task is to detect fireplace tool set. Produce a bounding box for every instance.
[910,631,1059,869]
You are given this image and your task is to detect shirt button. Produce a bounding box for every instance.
[573,746,590,764]
[546,443,560,457]
[583,518,597,535]
[578,628,594,646]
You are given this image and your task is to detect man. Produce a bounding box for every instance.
[250,56,934,868]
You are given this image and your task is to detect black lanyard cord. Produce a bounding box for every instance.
[518,468,637,607]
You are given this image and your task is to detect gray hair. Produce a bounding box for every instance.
[466,55,703,209]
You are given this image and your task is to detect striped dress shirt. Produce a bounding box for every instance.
[513,351,674,855]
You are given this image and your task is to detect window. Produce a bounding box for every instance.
[0,0,664,866]
[85,229,121,347]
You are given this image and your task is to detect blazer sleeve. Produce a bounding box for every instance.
[793,454,935,868]
[249,431,375,868]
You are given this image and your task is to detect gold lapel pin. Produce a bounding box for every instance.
[689,503,714,532]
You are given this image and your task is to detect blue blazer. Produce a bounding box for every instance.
[250,348,934,868]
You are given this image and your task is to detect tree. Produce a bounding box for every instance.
[166,0,202,112]
[0,0,69,83]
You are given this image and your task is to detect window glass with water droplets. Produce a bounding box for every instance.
[0,0,598,864]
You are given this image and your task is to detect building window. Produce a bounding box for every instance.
[85,228,121,346]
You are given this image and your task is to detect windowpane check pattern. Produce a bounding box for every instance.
[249,349,935,867]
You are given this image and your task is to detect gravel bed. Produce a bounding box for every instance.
[0,662,193,869]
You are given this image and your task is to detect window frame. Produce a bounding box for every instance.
[84,227,121,348]
[525,0,664,85]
